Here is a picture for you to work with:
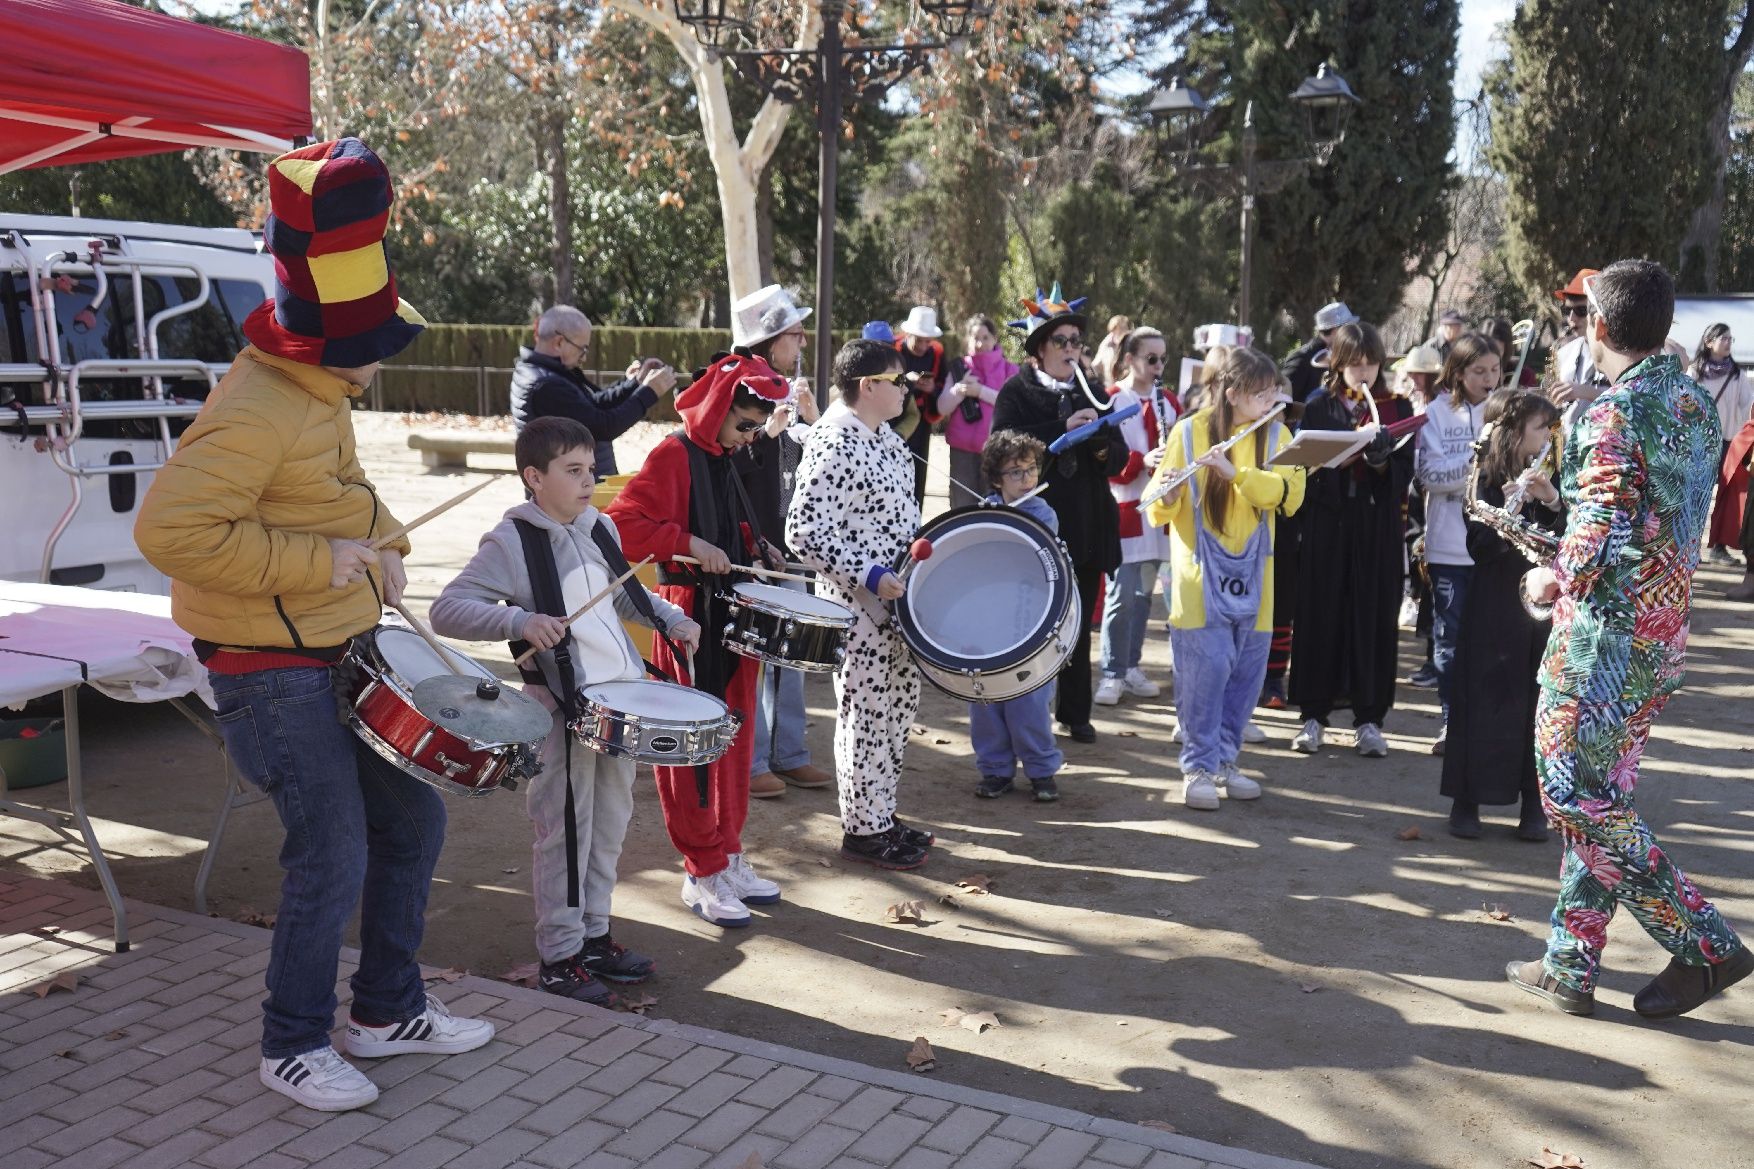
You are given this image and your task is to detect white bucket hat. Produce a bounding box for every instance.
[1314,301,1359,332]
[732,284,813,348]
[898,305,943,339]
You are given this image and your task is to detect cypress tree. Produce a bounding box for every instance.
[1488,0,1719,306]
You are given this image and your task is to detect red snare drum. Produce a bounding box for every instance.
[347,626,545,798]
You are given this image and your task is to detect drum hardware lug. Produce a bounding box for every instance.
[434,751,471,779]
[476,680,500,701]
[722,622,736,638]
[413,728,435,758]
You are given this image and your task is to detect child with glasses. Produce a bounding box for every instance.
[970,430,1065,801]
[1097,326,1179,708]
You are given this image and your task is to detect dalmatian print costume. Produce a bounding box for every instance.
[787,400,922,836]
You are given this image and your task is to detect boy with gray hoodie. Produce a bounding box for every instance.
[431,417,700,1006]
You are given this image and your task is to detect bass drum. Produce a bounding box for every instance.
[891,505,1078,703]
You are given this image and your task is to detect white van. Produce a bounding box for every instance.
[0,214,272,593]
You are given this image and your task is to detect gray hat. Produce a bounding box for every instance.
[1314,301,1359,332]
[732,284,813,349]
[1439,309,1467,326]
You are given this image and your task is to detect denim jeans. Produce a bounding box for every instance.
[749,579,813,776]
[969,683,1063,780]
[211,666,446,1059]
[1170,619,1272,774]
[1428,563,1472,722]
[1099,560,1162,677]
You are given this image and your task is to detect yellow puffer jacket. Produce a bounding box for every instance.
[135,348,410,650]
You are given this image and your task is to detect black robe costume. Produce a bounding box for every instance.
[1288,388,1415,727]
[1440,482,1564,805]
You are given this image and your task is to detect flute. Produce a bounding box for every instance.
[1139,403,1286,508]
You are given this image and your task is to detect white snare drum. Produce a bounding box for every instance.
[569,679,740,767]
[892,506,1078,703]
[721,581,854,672]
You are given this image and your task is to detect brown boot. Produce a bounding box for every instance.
[749,772,786,799]
[1505,958,1595,1016]
[1726,571,1754,601]
[776,763,832,789]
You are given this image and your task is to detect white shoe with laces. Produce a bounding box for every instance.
[1122,668,1161,698]
[1182,771,1221,811]
[1169,722,1183,744]
[724,853,781,905]
[1356,723,1389,758]
[1242,721,1267,744]
[1216,762,1262,800]
[1094,676,1124,706]
[1291,719,1324,754]
[682,869,751,928]
[1398,594,1420,630]
[260,1046,378,1111]
[345,995,495,1059]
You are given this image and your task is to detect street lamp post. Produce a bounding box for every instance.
[1147,63,1360,331]
[672,0,989,399]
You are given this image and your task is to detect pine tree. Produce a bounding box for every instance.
[1488,0,1720,307]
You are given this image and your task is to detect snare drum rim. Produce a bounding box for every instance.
[892,505,1073,674]
[348,713,504,798]
[725,582,857,629]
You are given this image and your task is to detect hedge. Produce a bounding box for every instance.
[374,324,861,419]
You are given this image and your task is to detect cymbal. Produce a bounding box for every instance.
[412,675,550,744]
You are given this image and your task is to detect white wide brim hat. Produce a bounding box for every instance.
[732,284,813,349]
[899,306,943,339]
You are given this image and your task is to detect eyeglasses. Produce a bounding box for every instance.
[732,417,766,433]
[998,466,1039,481]
[863,370,904,383]
[1048,333,1083,350]
[558,334,591,357]
[1562,304,1588,319]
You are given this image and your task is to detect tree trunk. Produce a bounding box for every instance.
[755,157,777,286]
[545,108,574,307]
[1679,13,1754,292]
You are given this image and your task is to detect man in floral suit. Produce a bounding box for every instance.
[1509,260,1751,1019]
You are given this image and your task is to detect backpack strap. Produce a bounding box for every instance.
[510,518,584,908]
[591,518,669,634]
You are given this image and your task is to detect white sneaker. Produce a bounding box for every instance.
[1291,719,1324,754]
[1169,722,1183,744]
[260,1047,378,1112]
[682,869,750,928]
[1094,676,1124,706]
[345,995,495,1059]
[1182,771,1221,810]
[1216,762,1262,800]
[1356,723,1389,758]
[1398,594,1419,630]
[1242,721,1267,744]
[1122,668,1161,698]
[724,853,781,906]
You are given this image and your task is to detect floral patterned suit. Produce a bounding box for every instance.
[1535,352,1744,992]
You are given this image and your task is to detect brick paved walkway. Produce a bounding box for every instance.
[0,874,1326,1169]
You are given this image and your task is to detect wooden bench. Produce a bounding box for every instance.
[407,429,515,470]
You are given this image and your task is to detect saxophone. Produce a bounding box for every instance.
[1464,427,1559,620]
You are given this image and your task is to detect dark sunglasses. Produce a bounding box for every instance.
[1562,303,1588,318]
[1048,333,1083,349]
[733,417,766,433]
[1143,354,1166,366]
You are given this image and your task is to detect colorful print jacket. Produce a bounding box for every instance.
[1541,353,1721,702]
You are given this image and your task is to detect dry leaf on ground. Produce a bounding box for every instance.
[734,1151,765,1169]
[34,925,61,936]
[816,858,833,868]
[910,724,929,736]
[1140,1120,1179,1133]
[237,907,276,928]
[885,900,928,924]
[932,737,950,745]
[499,962,539,988]
[103,1030,126,1041]
[955,874,992,894]
[1528,1148,1586,1169]
[938,1006,967,1025]
[905,1036,937,1072]
[30,970,78,999]
[1484,903,1515,922]
[501,867,519,875]
[937,893,959,908]
[1298,982,1321,994]
[1116,730,1139,738]
[622,993,659,1015]
[1395,825,1423,841]
[421,966,467,983]
[959,1011,1000,1034]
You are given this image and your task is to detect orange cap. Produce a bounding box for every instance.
[1553,268,1600,300]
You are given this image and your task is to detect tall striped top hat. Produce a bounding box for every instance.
[241,137,426,367]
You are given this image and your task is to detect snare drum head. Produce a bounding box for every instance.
[731,582,854,623]
[580,679,729,720]
[375,626,495,688]
[895,510,1073,671]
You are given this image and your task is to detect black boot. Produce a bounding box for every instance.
[1516,796,1550,842]
[1447,800,1481,839]
[1633,946,1754,1019]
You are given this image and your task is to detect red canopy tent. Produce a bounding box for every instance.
[0,0,312,175]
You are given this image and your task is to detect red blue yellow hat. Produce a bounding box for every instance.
[241,137,426,367]
[1008,282,1089,355]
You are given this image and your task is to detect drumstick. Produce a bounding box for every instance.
[672,556,815,586]
[390,601,477,677]
[1009,481,1051,507]
[370,477,498,551]
[512,557,654,667]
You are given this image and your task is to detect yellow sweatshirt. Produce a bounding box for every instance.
[1142,409,1305,630]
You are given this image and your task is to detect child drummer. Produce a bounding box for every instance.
[431,417,699,1004]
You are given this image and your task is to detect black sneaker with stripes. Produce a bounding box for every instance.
[258,1046,379,1111]
[538,955,617,1005]
[576,935,656,984]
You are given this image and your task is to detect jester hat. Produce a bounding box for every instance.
[1008,282,1089,356]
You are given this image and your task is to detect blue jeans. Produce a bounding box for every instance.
[1428,563,1472,722]
[969,684,1063,780]
[749,579,814,776]
[211,666,446,1059]
[1099,560,1162,677]
[1170,620,1272,774]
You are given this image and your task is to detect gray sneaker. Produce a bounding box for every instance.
[1355,723,1388,758]
[1290,719,1323,754]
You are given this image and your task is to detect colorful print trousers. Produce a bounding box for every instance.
[1534,687,1743,992]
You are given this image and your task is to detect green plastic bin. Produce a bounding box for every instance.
[0,717,67,790]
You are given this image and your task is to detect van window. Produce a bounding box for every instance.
[7,271,264,367]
